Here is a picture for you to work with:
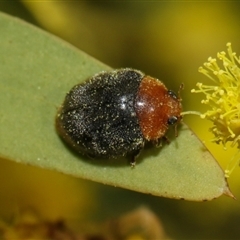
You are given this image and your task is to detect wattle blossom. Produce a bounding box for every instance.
[191,43,240,176]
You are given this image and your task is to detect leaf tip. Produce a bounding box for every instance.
[223,185,236,200]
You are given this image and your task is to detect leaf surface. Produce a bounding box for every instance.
[0,12,233,201]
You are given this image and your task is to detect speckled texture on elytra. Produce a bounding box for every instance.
[56,68,145,159]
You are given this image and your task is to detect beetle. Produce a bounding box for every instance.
[56,68,182,166]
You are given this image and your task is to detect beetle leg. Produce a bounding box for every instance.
[153,136,170,148]
[130,157,136,168]
[129,148,142,167]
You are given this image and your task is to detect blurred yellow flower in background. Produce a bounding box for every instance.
[192,43,240,176]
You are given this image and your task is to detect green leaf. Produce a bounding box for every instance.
[0,12,233,201]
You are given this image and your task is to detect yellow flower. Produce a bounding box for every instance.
[191,43,240,176]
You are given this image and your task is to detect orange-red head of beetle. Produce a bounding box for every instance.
[135,75,182,141]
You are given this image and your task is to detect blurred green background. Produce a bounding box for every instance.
[1,1,240,239]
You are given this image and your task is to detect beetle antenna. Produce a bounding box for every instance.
[178,83,184,100]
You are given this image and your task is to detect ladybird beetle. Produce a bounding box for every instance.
[56,68,182,166]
